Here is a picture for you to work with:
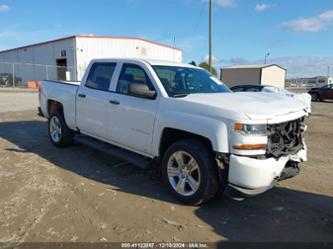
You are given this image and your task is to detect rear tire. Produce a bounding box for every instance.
[161,139,220,205]
[48,112,74,147]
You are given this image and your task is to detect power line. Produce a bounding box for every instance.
[191,2,205,37]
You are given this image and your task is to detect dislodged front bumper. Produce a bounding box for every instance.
[226,147,307,197]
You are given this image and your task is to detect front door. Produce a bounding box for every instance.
[107,63,158,155]
[76,62,116,139]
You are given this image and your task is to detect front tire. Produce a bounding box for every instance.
[161,139,220,205]
[48,112,74,147]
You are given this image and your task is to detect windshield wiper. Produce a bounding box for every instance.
[172,93,189,98]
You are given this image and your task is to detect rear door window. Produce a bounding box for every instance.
[85,63,116,91]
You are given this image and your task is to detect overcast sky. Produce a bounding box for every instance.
[0,0,332,78]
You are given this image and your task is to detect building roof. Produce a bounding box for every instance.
[222,64,286,71]
[0,35,181,54]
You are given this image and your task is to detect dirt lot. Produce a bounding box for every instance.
[0,90,38,113]
[0,93,332,246]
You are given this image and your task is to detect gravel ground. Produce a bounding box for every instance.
[0,91,38,113]
[0,93,332,246]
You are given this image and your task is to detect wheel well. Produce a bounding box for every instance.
[159,128,213,158]
[48,100,63,116]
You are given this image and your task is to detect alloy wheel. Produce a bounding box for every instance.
[49,116,62,143]
[167,151,201,196]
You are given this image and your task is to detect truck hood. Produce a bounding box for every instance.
[180,92,308,121]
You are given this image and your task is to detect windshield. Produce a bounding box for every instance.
[152,65,231,97]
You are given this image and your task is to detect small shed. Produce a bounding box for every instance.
[220,64,286,89]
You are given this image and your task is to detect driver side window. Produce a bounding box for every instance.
[116,63,154,96]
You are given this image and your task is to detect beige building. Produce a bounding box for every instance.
[220,64,286,88]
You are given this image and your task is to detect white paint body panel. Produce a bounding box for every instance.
[40,58,310,196]
[40,80,79,130]
[229,147,307,189]
[76,86,110,138]
[106,92,158,154]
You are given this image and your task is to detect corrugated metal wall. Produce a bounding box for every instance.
[0,38,76,84]
[0,36,182,84]
[75,37,182,79]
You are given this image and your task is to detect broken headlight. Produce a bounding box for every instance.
[234,123,268,136]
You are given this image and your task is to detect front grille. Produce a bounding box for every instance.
[266,117,305,158]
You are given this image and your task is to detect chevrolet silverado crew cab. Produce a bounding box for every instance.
[39,58,309,205]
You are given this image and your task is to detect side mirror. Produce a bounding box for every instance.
[128,83,156,99]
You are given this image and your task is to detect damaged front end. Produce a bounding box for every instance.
[266,117,307,159]
[224,116,308,199]
[266,117,307,181]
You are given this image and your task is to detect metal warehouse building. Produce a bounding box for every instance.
[220,64,286,89]
[0,35,182,84]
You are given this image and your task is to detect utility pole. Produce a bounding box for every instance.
[208,0,212,72]
[264,52,270,64]
[328,65,330,78]
[173,36,176,64]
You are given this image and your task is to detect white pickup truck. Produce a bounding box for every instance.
[39,58,309,205]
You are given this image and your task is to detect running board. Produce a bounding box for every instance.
[74,134,154,169]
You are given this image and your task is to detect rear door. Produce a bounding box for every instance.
[106,63,158,156]
[76,62,116,139]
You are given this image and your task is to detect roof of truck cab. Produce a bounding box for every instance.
[144,59,197,68]
[90,58,197,68]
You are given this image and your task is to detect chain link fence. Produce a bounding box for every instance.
[0,62,76,88]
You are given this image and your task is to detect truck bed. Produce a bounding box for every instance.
[39,80,80,130]
[43,80,81,86]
